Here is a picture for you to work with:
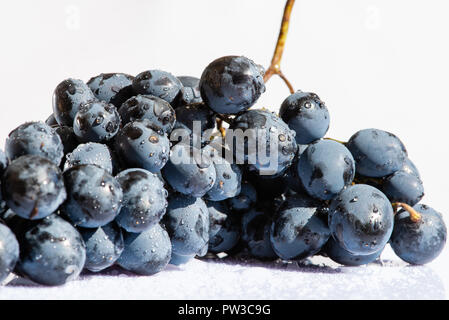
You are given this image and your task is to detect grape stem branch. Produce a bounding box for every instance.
[392,202,422,223]
[263,0,296,94]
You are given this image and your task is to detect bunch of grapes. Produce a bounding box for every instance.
[0,53,445,287]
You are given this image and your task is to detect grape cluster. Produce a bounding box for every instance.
[0,55,446,287]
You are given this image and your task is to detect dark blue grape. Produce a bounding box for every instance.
[73,101,121,143]
[132,70,182,104]
[62,165,123,228]
[229,109,297,176]
[204,145,242,201]
[390,204,446,265]
[279,91,330,144]
[200,56,265,114]
[163,194,209,265]
[45,114,58,126]
[53,125,79,156]
[207,201,240,253]
[117,223,171,275]
[172,102,216,146]
[115,168,168,233]
[382,170,424,206]
[12,214,86,286]
[162,143,216,197]
[114,119,170,173]
[119,95,176,134]
[87,73,134,108]
[324,236,383,266]
[298,139,355,200]
[346,128,407,177]
[52,78,96,126]
[227,180,257,213]
[270,194,330,260]
[0,223,19,282]
[2,155,66,220]
[328,184,394,255]
[64,142,115,174]
[5,121,64,166]
[175,76,202,108]
[241,208,277,260]
[78,222,124,272]
[402,158,420,178]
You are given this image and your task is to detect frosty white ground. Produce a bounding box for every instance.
[1,245,447,300]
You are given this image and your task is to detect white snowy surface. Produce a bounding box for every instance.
[0,245,447,300]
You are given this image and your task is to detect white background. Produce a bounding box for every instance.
[0,0,448,299]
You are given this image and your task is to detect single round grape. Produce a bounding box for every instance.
[64,142,115,174]
[114,119,170,173]
[241,208,277,260]
[2,155,66,220]
[270,194,330,261]
[328,184,394,255]
[62,165,123,228]
[382,170,424,206]
[87,73,134,107]
[73,101,121,143]
[163,194,209,265]
[324,237,383,266]
[279,91,330,144]
[390,204,446,265]
[175,76,202,108]
[346,128,407,177]
[6,121,64,166]
[115,168,168,233]
[207,200,241,253]
[132,70,182,104]
[52,78,96,127]
[12,214,86,286]
[200,56,265,114]
[162,143,216,197]
[78,222,124,272]
[117,223,172,275]
[229,109,297,176]
[298,139,355,200]
[119,94,176,134]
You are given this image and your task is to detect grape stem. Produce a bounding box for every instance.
[392,202,422,223]
[216,118,226,137]
[215,114,233,138]
[324,137,346,144]
[264,0,296,94]
[216,114,233,124]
